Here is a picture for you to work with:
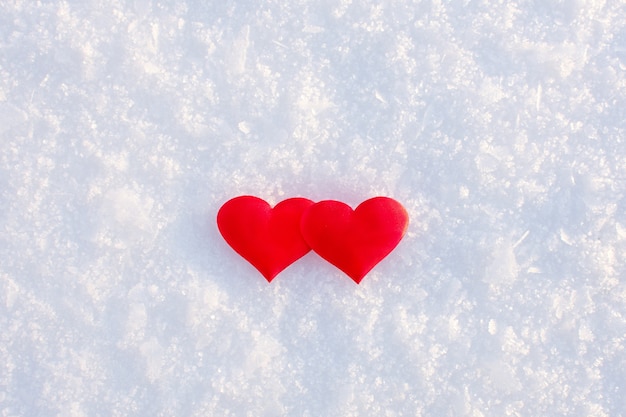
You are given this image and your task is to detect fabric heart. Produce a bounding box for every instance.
[300,197,409,284]
[217,196,314,282]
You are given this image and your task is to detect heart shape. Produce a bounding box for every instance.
[300,197,409,283]
[217,196,314,282]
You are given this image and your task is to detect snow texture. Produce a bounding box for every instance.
[2,0,626,416]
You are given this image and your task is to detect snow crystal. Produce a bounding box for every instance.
[2,0,626,416]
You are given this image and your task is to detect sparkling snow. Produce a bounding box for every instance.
[1,1,626,416]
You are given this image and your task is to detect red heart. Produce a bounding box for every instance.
[217,196,314,282]
[300,197,409,284]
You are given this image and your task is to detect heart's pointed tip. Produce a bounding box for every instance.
[261,269,279,283]
[346,269,368,284]
[258,262,285,282]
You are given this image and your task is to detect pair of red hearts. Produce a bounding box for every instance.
[217,196,409,284]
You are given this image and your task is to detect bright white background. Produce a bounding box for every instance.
[1,1,626,415]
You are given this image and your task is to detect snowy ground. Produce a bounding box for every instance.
[2,0,626,415]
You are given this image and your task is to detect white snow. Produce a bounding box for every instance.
[2,0,626,415]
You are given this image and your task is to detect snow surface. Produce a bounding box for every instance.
[2,0,626,416]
